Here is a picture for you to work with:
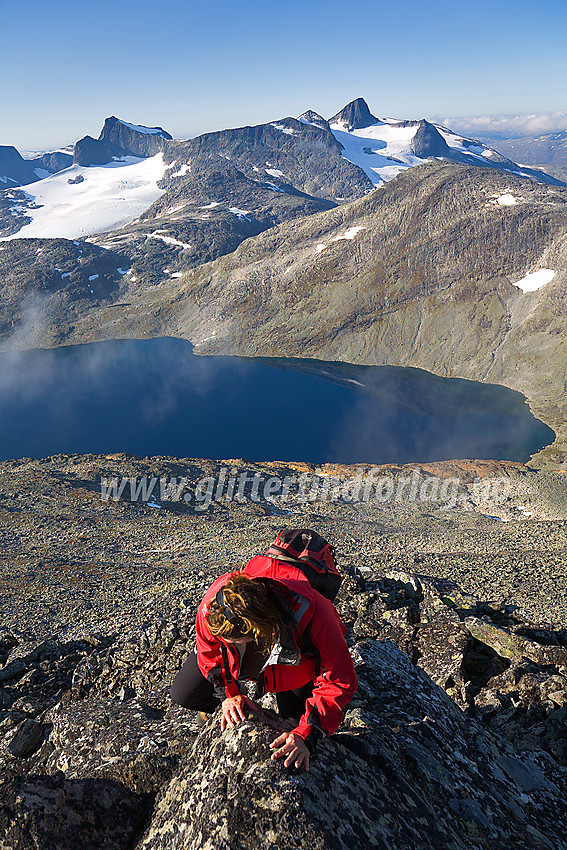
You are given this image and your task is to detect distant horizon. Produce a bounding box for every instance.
[12,102,567,158]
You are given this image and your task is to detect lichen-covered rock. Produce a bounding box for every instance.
[465,616,567,666]
[336,569,567,768]
[2,569,567,848]
[0,772,150,850]
[38,697,198,794]
[135,640,567,850]
[69,618,195,706]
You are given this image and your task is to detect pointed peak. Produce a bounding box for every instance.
[298,110,331,131]
[410,120,451,158]
[329,98,379,131]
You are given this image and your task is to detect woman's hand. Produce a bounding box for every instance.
[270,731,310,772]
[220,694,258,731]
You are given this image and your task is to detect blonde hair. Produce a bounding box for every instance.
[206,574,288,650]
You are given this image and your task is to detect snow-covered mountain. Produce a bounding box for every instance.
[1,99,564,248]
[0,145,73,189]
[320,98,531,186]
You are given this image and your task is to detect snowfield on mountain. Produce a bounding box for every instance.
[1,154,167,241]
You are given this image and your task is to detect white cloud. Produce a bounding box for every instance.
[433,112,567,138]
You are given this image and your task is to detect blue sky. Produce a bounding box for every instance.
[2,0,567,150]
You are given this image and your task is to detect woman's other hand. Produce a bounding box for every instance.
[220,694,258,731]
[269,731,310,771]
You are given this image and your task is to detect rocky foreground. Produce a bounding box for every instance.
[1,454,567,847]
[1,569,567,849]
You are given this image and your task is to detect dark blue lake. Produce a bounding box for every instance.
[0,337,554,464]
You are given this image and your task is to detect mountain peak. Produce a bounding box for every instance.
[297,110,331,131]
[411,120,451,158]
[100,117,172,141]
[74,117,172,166]
[329,98,379,131]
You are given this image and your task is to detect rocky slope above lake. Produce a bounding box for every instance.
[3,161,564,462]
[1,453,567,848]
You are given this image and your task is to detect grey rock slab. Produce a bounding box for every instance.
[136,640,567,849]
[2,718,44,758]
[40,697,198,794]
[0,772,150,850]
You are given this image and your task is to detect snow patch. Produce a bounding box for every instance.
[512,268,555,293]
[170,163,190,178]
[147,231,192,250]
[264,182,286,193]
[315,243,327,253]
[265,168,285,179]
[493,193,521,206]
[332,225,365,241]
[118,120,166,136]
[201,201,220,209]
[270,123,296,136]
[228,207,251,221]
[194,330,218,345]
[88,274,99,281]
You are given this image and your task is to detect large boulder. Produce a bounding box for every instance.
[136,640,567,849]
[0,771,150,850]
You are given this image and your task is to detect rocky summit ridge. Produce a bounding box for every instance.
[74,117,173,167]
[1,566,567,849]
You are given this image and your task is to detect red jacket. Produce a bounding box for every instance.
[195,555,358,749]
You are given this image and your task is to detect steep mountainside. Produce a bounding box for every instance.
[93,160,336,282]
[0,239,129,346]
[74,117,173,166]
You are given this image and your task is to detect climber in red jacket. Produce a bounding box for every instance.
[170,554,358,771]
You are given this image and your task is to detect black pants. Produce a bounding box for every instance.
[169,650,314,720]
